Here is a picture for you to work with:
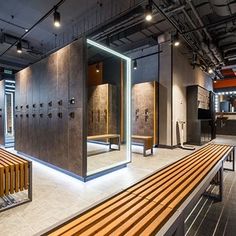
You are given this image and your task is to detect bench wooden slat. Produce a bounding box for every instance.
[0,165,4,197]
[0,149,29,189]
[87,134,120,140]
[47,144,234,236]
[127,144,216,194]
[136,145,227,201]
[0,153,21,192]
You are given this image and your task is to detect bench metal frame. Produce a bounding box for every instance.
[0,160,32,212]
[158,146,235,236]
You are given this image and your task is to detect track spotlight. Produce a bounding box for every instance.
[213,76,217,83]
[16,42,22,53]
[54,8,61,27]
[96,63,100,73]
[133,59,137,70]
[173,33,180,47]
[208,68,213,74]
[145,0,153,21]
[25,28,28,32]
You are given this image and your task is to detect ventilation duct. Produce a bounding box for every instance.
[201,42,218,65]
[209,43,223,63]
[210,0,236,16]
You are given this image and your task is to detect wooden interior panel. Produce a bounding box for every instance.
[132,81,158,145]
[87,63,103,87]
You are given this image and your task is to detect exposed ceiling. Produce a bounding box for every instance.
[0,0,236,80]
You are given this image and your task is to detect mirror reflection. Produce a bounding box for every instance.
[86,42,130,175]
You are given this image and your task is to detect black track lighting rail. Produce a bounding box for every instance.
[132,50,162,61]
[0,0,66,57]
[0,17,27,31]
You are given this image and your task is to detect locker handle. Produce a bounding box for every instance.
[58,112,62,118]
[40,103,43,107]
[15,114,18,118]
[15,106,18,110]
[26,105,29,109]
[48,113,52,118]
[33,104,36,108]
[32,114,36,118]
[58,100,63,106]
[20,114,23,118]
[40,114,43,118]
[69,112,75,118]
[70,97,75,104]
[20,105,23,109]
[48,101,52,107]
[26,114,29,118]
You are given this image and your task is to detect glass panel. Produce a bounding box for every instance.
[86,39,131,176]
[5,92,15,147]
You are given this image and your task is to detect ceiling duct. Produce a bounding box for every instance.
[209,0,235,16]
[209,43,223,63]
[201,42,218,65]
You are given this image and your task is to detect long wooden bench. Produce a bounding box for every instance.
[87,134,120,151]
[132,135,153,156]
[44,144,234,236]
[0,148,32,212]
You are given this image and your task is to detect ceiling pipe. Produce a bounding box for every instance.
[186,0,223,64]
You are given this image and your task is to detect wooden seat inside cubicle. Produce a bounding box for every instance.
[87,134,120,150]
[132,135,153,156]
[0,148,32,212]
[45,144,235,236]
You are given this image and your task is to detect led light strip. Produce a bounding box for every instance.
[87,39,132,162]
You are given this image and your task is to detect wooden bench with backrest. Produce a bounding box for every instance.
[132,135,153,156]
[43,143,235,236]
[87,134,120,150]
[0,148,32,212]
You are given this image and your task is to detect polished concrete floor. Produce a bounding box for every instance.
[0,135,235,235]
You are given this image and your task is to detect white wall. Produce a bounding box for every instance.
[172,47,213,146]
[159,42,172,146]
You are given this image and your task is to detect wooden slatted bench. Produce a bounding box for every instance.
[43,144,235,236]
[132,135,153,156]
[0,148,32,212]
[87,134,120,151]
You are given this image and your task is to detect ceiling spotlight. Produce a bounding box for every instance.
[208,68,213,74]
[54,8,61,27]
[96,63,100,73]
[133,59,137,70]
[145,0,153,21]
[16,42,22,53]
[25,28,28,32]
[213,76,217,83]
[173,33,180,47]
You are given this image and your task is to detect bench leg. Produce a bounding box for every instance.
[109,137,120,151]
[204,166,223,202]
[219,166,223,201]
[224,148,235,172]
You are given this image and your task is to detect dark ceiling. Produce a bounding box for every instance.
[0,0,236,79]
